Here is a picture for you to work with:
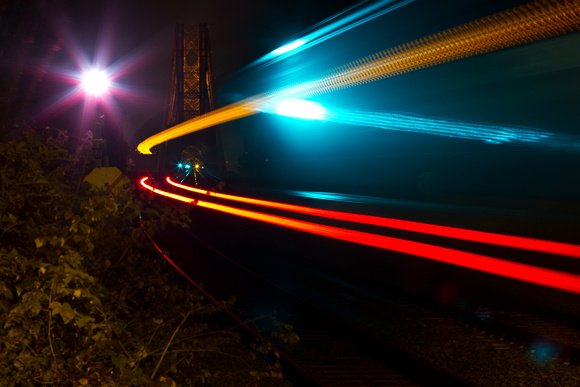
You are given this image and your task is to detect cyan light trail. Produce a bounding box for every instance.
[247,0,414,69]
[259,99,580,148]
[272,0,580,99]
[324,109,580,149]
[137,0,580,154]
[323,109,554,146]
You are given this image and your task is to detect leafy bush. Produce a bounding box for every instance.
[0,127,292,386]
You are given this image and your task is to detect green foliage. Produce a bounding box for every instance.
[0,127,293,386]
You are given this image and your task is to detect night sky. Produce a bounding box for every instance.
[4,0,540,143]
[23,0,363,143]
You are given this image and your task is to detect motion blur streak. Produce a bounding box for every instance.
[273,99,327,120]
[322,109,580,148]
[277,0,580,98]
[141,177,580,294]
[137,102,258,154]
[137,0,580,154]
[250,0,414,68]
[140,177,196,204]
[166,177,580,259]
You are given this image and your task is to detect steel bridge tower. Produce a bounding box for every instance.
[158,24,223,173]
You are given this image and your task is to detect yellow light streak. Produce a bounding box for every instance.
[138,0,580,154]
[137,102,259,154]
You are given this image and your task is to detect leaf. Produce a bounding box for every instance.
[22,291,48,317]
[29,299,44,317]
[59,303,75,324]
[75,314,95,329]
[1,285,13,300]
[78,223,90,236]
[57,237,65,247]
[86,240,94,253]
[35,238,43,248]
[111,354,127,370]
[50,301,75,324]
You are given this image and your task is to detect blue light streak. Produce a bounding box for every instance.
[246,0,414,70]
[261,100,580,149]
[324,108,555,146]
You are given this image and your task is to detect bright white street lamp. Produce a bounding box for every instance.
[82,70,109,96]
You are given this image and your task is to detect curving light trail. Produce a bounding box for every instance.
[140,177,580,295]
[137,0,580,154]
[165,177,580,259]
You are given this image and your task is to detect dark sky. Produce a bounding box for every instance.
[4,0,540,139]
[40,0,363,144]
[7,1,578,168]
[24,0,529,145]
[59,0,362,77]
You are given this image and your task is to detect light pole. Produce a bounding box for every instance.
[80,68,129,193]
[82,70,110,167]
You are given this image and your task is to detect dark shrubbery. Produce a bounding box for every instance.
[0,127,291,386]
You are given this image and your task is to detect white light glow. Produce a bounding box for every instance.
[271,39,307,56]
[82,70,109,96]
[275,99,327,120]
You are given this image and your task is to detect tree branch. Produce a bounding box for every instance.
[151,311,191,380]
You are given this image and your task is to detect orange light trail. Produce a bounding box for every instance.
[284,0,580,97]
[140,177,580,295]
[140,177,197,204]
[166,177,580,259]
[137,0,580,154]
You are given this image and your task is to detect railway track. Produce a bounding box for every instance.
[155,208,580,385]
[495,311,580,349]
[308,284,580,385]
[236,288,468,387]
[157,223,467,386]
[276,326,423,386]
[450,298,580,364]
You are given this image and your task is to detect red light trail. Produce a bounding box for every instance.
[166,177,580,259]
[141,177,580,295]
